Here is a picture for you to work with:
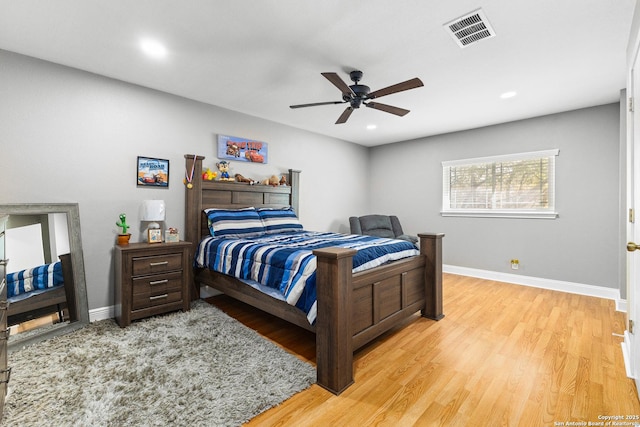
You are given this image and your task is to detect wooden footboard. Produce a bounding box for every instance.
[313,232,443,394]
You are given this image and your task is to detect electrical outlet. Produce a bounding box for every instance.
[510,259,519,270]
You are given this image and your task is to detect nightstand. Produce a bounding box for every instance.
[114,241,191,327]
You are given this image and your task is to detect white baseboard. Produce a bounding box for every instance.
[444,264,625,311]
[622,330,635,379]
[89,305,114,322]
[88,285,221,322]
[617,299,628,312]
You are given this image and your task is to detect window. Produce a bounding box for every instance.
[442,149,559,218]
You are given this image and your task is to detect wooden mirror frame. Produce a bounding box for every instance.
[2,203,89,349]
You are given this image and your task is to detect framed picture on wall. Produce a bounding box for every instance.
[217,134,268,164]
[137,157,169,188]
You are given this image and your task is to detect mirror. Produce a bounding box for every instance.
[1,203,89,349]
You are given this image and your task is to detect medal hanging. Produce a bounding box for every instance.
[185,154,196,189]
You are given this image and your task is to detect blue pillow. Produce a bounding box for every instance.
[205,207,266,238]
[257,207,303,234]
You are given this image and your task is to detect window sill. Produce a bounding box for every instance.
[440,210,558,219]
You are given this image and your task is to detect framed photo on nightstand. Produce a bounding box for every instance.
[148,228,162,243]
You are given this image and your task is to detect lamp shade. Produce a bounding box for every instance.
[140,200,166,222]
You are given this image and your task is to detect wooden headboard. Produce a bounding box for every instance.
[184,154,301,267]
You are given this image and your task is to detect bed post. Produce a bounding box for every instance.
[419,232,445,321]
[313,246,357,395]
[288,169,301,215]
[184,154,205,301]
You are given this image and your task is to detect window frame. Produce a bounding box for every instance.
[441,149,559,219]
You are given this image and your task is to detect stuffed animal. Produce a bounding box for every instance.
[216,161,234,181]
[202,168,217,181]
[235,173,256,185]
[279,175,287,186]
[261,175,279,187]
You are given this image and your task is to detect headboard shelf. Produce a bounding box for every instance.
[201,181,293,208]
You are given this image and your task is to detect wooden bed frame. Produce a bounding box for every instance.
[184,154,444,394]
[7,253,77,326]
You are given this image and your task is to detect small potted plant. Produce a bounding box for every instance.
[116,213,131,245]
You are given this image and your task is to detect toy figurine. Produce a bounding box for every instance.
[235,173,257,185]
[202,168,217,181]
[216,161,235,181]
[261,175,279,186]
[115,213,131,245]
[116,213,130,234]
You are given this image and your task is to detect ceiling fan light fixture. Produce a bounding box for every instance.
[290,70,423,124]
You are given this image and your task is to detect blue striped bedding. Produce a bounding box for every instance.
[7,261,64,301]
[195,231,420,324]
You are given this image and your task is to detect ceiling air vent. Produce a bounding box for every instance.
[444,8,496,48]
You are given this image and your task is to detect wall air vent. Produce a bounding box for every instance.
[444,8,496,48]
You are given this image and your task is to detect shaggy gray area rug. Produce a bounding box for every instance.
[2,301,316,426]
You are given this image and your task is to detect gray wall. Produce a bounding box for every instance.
[369,104,622,291]
[0,50,369,310]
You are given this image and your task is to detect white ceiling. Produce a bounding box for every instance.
[0,1,636,147]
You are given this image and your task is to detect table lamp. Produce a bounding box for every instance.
[140,200,165,242]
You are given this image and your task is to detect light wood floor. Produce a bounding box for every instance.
[8,313,59,335]
[207,273,640,427]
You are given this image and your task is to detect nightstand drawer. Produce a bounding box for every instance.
[132,271,183,295]
[132,289,183,311]
[132,253,183,276]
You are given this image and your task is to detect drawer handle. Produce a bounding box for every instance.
[149,279,169,286]
[149,261,169,267]
[149,294,168,301]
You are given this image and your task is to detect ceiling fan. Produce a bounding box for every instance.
[289,70,424,124]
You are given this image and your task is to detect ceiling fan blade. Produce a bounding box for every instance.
[290,101,345,109]
[367,77,424,99]
[365,102,410,116]
[335,106,354,124]
[322,72,355,96]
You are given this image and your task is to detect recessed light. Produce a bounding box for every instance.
[366,124,377,130]
[500,91,517,99]
[140,38,167,59]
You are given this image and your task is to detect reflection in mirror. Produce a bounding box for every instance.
[1,204,89,350]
